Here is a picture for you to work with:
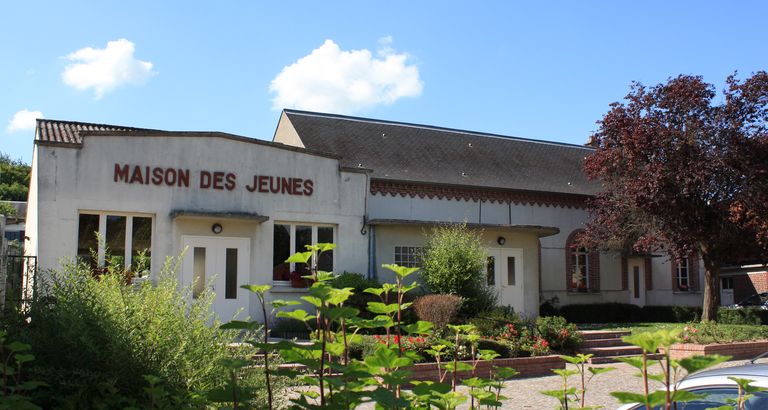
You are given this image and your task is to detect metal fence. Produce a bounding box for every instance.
[1,251,37,314]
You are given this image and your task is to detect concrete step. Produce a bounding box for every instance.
[579,330,631,341]
[580,345,644,357]
[589,353,664,364]
[581,337,632,348]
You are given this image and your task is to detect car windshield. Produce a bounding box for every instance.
[739,293,768,306]
[639,387,768,409]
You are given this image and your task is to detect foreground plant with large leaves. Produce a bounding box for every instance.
[224,244,521,409]
[611,329,730,410]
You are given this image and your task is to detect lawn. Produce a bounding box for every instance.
[579,322,768,344]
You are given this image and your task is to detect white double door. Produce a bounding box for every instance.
[181,236,250,322]
[486,248,525,314]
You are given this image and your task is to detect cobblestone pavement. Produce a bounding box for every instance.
[350,359,750,409]
[462,359,751,409]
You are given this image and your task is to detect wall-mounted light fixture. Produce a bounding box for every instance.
[497,236,506,246]
[212,223,223,234]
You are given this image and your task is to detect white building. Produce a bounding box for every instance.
[25,111,705,322]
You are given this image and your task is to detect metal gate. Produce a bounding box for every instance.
[1,250,37,314]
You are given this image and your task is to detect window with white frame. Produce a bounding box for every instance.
[676,257,690,291]
[77,212,153,272]
[272,223,335,282]
[571,246,589,292]
[394,246,422,268]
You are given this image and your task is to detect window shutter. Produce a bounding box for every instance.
[621,256,628,291]
[644,257,653,290]
[589,250,601,291]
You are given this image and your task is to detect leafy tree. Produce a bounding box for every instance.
[581,72,768,321]
[0,153,30,201]
[420,223,498,315]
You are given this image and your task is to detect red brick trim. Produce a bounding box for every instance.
[663,340,768,360]
[403,355,564,383]
[644,257,653,291]
[370,179,591,209]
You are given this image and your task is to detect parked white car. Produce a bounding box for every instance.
[617,360,768,409]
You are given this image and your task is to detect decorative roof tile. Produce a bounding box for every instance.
[36,119,161,144]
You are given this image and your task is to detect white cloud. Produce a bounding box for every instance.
[270,38,423,114]
[62,38,155,99]
[7,109,43,132]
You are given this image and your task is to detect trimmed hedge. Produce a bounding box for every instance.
[548,303,768,325]
[548,303,702,324]
[717,307,768,325]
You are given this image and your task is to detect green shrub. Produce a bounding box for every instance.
[717,307,767,325]
[468,305,521,337]
[679,321,768,344]
[640,305,701,322]
[20,257,269,408]
[557,303,702,324]
[420,223,497,316]
[413,294,462,332]
[535,316,583,353]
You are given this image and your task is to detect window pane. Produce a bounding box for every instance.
[225,248,237,299]
[486,256,495,286]
[193,247,206,299]
[633,267,640,298]
[507,257,516,286]
[273,224,290,281]
[318,227,334,272]
[77,214,100,266]
[131,217,152,273]
[105,215,126,269]
[295,225,312,276]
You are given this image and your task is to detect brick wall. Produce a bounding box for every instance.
[404,355,565,383]
[665,340,768,360]
[734,271,768,302]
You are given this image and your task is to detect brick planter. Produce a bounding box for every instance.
[403,355,564,383]
[662,340,768,360]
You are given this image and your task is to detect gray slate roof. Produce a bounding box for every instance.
[281,110,599,196]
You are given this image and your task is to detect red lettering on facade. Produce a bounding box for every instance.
[200,171,211,188]
[212,172,225,190]
[130,166,144,184]
[114,164,129,182]
[269,176,280,193]
[292,178,303,195]
[225,173,236,191]
[258,175,269,192]
[281,177,292,194]
[303,179,314,196]
[177,169,190,187]
[151,168,164,185]
[165,168,177,186]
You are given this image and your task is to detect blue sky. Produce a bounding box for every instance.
[2,1,766,163]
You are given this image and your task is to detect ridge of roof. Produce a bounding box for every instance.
[283,109,594,151]
[37,118,162,132]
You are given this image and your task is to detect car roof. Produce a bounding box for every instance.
[684,363,768,381]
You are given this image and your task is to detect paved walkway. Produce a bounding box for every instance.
[349,358,751,409]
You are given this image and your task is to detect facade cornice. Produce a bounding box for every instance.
[370,179,592,209]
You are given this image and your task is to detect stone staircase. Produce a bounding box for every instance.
[578,330,663,364]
